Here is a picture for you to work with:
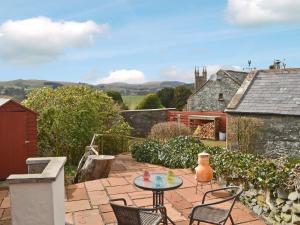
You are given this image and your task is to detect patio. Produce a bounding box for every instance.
[0,154,266,225]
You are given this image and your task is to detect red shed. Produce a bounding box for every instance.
[0,98,37,180]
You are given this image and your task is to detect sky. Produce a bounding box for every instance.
[0,0,300,84]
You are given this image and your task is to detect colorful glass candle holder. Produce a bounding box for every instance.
[167,170,175,183]
[143,170,150,181]
[155,175,163,187]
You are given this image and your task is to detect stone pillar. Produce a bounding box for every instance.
[7,157,66,225]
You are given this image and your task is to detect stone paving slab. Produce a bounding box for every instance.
[0,154,266,225]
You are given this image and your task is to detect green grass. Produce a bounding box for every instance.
[122,95,145,109]
[202,140,226,148]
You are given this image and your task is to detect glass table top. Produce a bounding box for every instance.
[134,172,183,191]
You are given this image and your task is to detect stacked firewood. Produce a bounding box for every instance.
[193,122,215,139]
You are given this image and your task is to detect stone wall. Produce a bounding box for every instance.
[227,113,300,157]
[239,188,300,225]
[187,71,241,111]
[121,108,175,137]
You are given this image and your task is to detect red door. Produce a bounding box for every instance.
[0,112,27,180]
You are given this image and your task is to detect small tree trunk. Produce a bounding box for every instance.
[75,155,115,183]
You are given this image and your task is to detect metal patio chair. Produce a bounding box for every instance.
[110,198,168,225]
[189,186,243,225]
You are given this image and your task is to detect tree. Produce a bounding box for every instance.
[106,90,128,109]
[174,85,192,110]
[106,90,123,105]
[136,93,163,109]
[23,86,131,165]
[157,87,175,108]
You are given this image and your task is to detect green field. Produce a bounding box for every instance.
[202,140,226,148]
[122,95,145,109]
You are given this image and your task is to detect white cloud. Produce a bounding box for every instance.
[0,17,108,64]
[97,69,146,84]
[226,0,300,26]
[160,65,242,82]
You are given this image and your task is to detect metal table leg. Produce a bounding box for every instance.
[152,191,176,225]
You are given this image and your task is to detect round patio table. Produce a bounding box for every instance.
[134,173,183,225]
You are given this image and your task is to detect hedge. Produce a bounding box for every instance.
[130,136,299,191]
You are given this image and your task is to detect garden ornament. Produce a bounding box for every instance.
[195,152,213,193]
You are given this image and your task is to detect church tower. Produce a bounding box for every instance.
[194,66,207,92]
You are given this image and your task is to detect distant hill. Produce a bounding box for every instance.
[96,81,190,95]
[0,79,192,101]
[0,79,84,101]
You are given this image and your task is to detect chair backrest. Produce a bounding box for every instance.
[214,186,243,218]
[219,186,243,201]
[110,202,141,225]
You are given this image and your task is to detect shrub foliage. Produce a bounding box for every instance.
[157,87,175,108]
[106,90,128,109]
[230,116,262,153]
[136,93,163,109]
[131,136,297,191]
[174,86,192,110]
[23,86,131,164]
[149,122,191,140]
[131,139,162,165]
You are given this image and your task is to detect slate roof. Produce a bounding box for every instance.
[223,70,248,85]
[0,98,10,107]
[226,68,300,116]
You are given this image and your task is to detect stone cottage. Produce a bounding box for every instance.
[226,68,300,157]
[187,68,248,111]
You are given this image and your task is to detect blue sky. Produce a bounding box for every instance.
[0,0,300,83]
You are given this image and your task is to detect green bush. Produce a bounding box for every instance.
[160,136,205,168]
[212,150,258,184]
[131,136,222,169]
[174,86,192,110]
[130,136,297,191]
[94,134,130,155]
[149,122,191,140]
[131,139,162,164]
[136,93,163,109]
[157,87,175,108]
[106,90,123,105]
[23,86,131,165]
[106,90,128,109]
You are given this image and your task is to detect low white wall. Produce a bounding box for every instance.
[52,170,65,225]
[7,157,66,225]
[10,182,54,225]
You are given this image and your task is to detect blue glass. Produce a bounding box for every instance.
[155,175,163,187]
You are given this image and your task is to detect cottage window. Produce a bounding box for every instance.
[218,93,224,101]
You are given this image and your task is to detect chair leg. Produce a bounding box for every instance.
[196,182,198,194]
[164,215,168,225]
[189,219,194,225]
[160,209,168,225]
[229,215,235,225]
[197,221,200,225]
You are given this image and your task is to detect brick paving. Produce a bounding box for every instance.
[0,154,266,225]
